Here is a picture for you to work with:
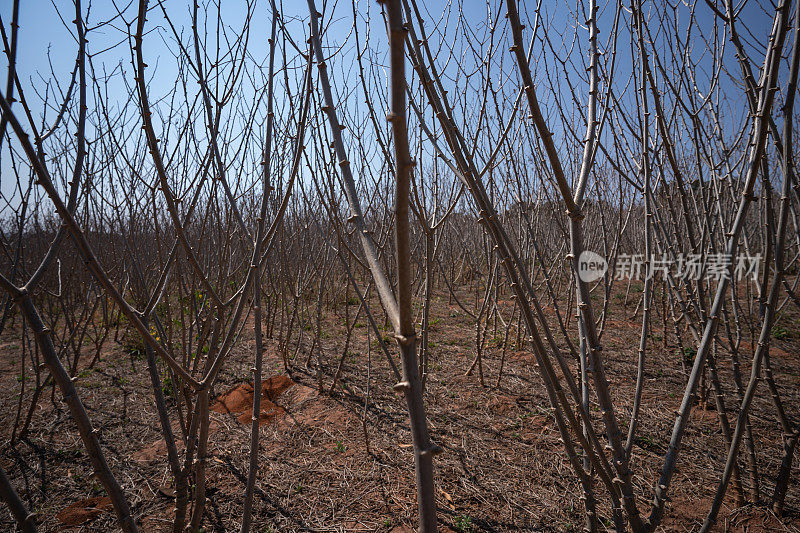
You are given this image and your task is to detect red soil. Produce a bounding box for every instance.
[211,374,294,424]
[56,496,113,527]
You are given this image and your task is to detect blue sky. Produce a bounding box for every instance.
[6,0,774,127]
[0,1,781,211]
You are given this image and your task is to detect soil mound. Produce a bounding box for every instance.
[56,496,112,526]
[211,375,295,424]
[132,436,185,462]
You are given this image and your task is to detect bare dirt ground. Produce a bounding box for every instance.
[0,284,799,532]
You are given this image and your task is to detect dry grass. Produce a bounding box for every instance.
[0,284,798,532]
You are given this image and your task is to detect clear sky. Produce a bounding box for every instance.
[3,0,777,127]
[0,0,780,210]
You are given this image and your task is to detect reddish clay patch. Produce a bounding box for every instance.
[56,496,113,526]
[276,382,356,431]
[508,350,536,363]
[133,436,185,462]
[133,420,220,462]
[605,318,641,330]
[211,375,294,424]
[487,394,517,415]
[692,407,719,424]
[728,507,800,531]
[770,346,793,359]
